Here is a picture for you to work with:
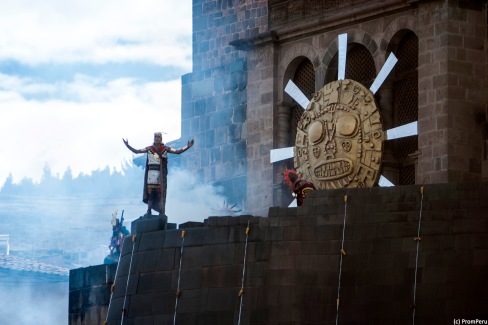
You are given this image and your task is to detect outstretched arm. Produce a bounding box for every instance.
[168,139,194,154]
[122,138,147,154]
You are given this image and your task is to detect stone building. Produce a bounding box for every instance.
[70,183,488,324]
[68,2,488,323]
[179,0,488,216]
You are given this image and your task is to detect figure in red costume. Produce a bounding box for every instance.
[283,169,316,206]
[123,132,194,216]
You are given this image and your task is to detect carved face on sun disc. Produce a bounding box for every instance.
[294,79,384,190]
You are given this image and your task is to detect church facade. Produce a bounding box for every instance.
[179,0,488,216]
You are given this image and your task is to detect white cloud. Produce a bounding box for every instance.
[0,73,184,184]
[0,0,192,69]
[0,1,193,186]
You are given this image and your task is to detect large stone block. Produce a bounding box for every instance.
[174,268,204,290]
[69,289,83,313]
[131,216,167,235]
[69,268,85,291]
[206,226,230,244]
[138,231,166,251]
[202,243,237,266]
[164,229,187,248]
[205,288,238,311]
[181,227,209,247]
[138,271,172,294]
[175,245,202,270]
[128,293,157,317]
[111,274,139,298]
[85,264,109,287]
[202,265,240,288]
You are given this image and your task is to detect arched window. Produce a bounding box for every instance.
[289,58,314,146]
[324,44,376,88]
[345,46,377,88]
[391,31,419,185]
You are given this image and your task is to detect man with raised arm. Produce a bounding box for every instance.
[123,132,194,217]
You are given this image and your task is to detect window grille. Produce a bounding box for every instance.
[392,32,419,185]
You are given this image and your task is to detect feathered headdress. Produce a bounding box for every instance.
[282,169,300,189]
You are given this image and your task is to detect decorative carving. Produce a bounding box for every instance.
[294,79,384,189]
[324,0,341,9]
[287,1,304,20]
[270,0,380,28]
[270,4,288,23]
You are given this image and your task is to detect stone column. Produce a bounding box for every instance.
[273,102,293,207]
[417,1,487,183]
[276,102,291,148]
[246,43,277,216]
[378,81,400,184]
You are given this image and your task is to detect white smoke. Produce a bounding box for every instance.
[0,281,68,325]
[165,168,237,224]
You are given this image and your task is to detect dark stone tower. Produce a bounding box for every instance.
[178,1,269,211]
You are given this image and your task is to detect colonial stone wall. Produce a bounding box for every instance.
[245,4,423,215]
[69,182,488,324]
[178,0,268,210]
[177,0,488,215]
[417,0,487,183]
[240,0,488,215]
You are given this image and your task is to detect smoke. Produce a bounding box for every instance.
[0,279,68,325]
[165,168,236,223]
[0,163,234,267]
[0,162,235,323]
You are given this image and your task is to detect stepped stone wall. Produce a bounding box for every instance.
[69,182,488,324]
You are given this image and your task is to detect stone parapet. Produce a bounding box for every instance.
[70,182,488,324]
[69,264,117,325]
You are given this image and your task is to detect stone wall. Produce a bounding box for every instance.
[69,263,116,325]
[69,182,488,324]
[240,0,488,215]
[417,0,487,184]
[177,0,488,215]
[178,0,268,210]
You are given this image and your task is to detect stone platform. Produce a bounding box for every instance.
[69,182,488,324]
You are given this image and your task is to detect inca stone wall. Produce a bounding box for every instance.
[69,182,488,324]
[69,263,116,324]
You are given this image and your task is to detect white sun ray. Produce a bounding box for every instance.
[386,121,418,140]
[270,146,295,163]
[338,33,348,80]
[378,175,395,187]
[284,80,310,109]
[369,52,398,95]
[288,199,298,207]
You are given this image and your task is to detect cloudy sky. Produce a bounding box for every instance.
[0,0,192,185]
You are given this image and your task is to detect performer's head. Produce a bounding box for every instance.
[154,132,163,145]
[283,169,300,188]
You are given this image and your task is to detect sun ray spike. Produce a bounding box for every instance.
[386,121,418,140]
[369,53,398,94]
[284,80,310,110]
[338,33,348,80]
[378,175,395,187]
[288,199,298,208]
[270,146,294,163]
